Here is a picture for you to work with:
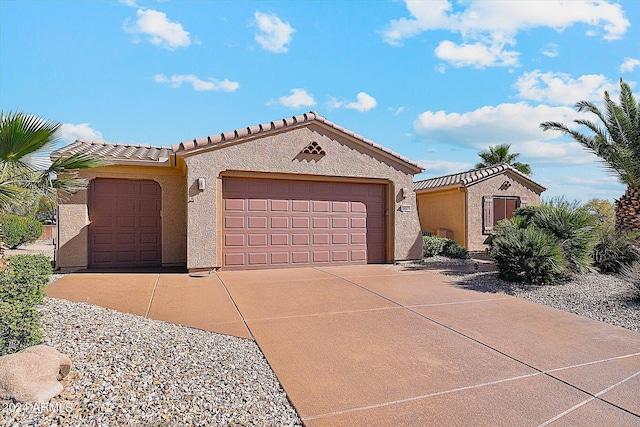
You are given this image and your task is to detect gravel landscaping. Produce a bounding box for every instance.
[420,256,640,333]
[1,297,302,426]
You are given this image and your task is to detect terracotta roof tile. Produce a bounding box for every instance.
[413,164,546,192]
[51,140,172,164]
[174,111,423,172]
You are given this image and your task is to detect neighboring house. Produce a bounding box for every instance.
[53,111,424,271]
[414,164,546,252]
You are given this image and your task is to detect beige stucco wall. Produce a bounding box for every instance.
[56,164,187,270]
[181,123,423,269]
[416,188,466,247]
[466,172,542,251]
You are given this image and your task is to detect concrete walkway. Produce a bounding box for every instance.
[47,265,640,426]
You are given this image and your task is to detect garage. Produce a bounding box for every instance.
[88,178,162,269]
[222,177,386,270]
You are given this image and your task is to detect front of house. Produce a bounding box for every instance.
[414,165,546,252]
[54,112,425,271]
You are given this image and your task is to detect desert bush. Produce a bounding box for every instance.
[441,239,470,259]
[527,203,596,274]
[621,262,640,295]
[0,254,51,355]
[0,214,43,248]
[422,236,469,259]
[593,227,640,273]
[491,218,567,286]
[423,235,447,257]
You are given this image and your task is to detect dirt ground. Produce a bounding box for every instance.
[4,240,55,260]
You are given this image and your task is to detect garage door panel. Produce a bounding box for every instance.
[248,253,268,266]
[89,179,161,268]
[247,217,267,229]
[292,200,310,212]
[222,177,385,270]
[292,252,310,263]
[248,234,268,246]
[292,217,310,228]
[248,199,267,211]
[271,234,289,245]
[225,234,245,247]
[225,199,245,211]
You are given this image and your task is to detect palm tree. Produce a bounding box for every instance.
[540,79,639,188]
[475,143,532,175]
[0,110,101,211]
[540,79,639,234]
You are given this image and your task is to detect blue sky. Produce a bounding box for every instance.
[2,0,639,202]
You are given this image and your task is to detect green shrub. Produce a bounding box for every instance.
[491,220,567,286]
[0,255,51,306]
[0,301,42,356]
[441,239,470,259]
[422,235,469,259]
[0,214,43,249]
[527,203,596,274]
[0,254,51,355]
[422,235,447,257]
[593,228,640,273]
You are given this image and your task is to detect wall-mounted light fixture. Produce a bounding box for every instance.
[197,177,206,191]
[401,187,408,199]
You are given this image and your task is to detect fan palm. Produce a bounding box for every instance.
[0,110,102,211]
[540,79,640,188]
[475,143,532,175]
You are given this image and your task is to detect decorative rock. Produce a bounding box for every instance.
[0,345,72,403]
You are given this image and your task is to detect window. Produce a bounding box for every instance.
[483,196,527,234]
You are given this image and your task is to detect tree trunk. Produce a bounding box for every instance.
[615,188,640,239]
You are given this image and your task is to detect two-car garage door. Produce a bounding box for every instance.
[222,177,386,270]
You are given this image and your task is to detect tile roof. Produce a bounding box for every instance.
[413,164,546,192]
[173,111,423,172]
[51,140,172,164]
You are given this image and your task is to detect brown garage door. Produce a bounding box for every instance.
[222,177,386,270]
[89,178,162,269]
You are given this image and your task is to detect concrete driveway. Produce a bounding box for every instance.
[47,265,640,426]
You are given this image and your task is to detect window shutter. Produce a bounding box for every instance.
[520,197,529,207]
[483,196,494,234]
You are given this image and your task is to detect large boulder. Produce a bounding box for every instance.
[0,345,72,403]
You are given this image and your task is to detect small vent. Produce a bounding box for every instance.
[302,142,326,155]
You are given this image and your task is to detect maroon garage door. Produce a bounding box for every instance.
[89,179,162,269]
[222,177,386,270]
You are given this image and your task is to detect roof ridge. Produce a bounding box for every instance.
[172,111,423,171]
[414,163,508,185]
[72,139,170,150]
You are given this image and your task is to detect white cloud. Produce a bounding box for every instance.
[435,40,519,68]
[126,9,191,50]
[382,0,629,68]
[514,71,616,105]
[413,102,595,164]
[58,123,103,145]
[418,159,474,175]
[540,43,558,58]
[154,74,240,92]
[277,88,315,108]
[345,92,377,112]
[254,11,295,53]
[620,57,640,73]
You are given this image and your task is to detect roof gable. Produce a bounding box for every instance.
[414,164,546,193]
[173,111,423,173]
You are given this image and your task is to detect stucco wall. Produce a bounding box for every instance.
[416,188,466,247]
[56,164,187,270]
[467,172,542,251]
[182,123,423,269]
